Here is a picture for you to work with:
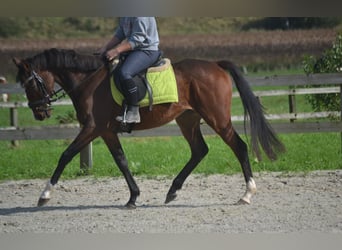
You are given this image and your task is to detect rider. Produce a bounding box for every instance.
[99,17,161,123]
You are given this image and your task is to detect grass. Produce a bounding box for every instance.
[0,133,341,181]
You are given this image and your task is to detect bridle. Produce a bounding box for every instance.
[21,63,106,113]
[22,70,66,113]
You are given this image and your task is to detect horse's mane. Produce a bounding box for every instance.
[27,48,103,71]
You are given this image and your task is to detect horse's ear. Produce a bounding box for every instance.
[12,57,22,67]
[13,58,30,71]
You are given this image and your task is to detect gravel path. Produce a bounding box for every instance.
[1,170,341,233]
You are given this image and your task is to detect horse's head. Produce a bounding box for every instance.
[13,49,105,121]
[13,57,56,121]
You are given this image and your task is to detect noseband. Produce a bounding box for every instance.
[22,70,65,112]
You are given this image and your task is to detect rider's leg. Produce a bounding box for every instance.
[116,78,141,123]
[116,50,160,123]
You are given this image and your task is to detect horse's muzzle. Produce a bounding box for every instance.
[32,105,52,120]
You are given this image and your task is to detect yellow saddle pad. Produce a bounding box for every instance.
[110,58,178,107]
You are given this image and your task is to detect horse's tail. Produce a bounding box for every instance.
[216,60,285,161]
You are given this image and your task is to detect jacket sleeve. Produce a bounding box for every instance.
[127,17,155,49]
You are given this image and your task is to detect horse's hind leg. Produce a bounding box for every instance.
[165,110,209,204]
[216,122,257,204]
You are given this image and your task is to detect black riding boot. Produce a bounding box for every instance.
[116,79,141,123]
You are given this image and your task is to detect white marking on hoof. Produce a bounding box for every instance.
[40,181,54,200]
[240,178,257,204]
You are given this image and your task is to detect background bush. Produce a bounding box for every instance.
[302,33,342,114]
[0,17,24,37]
[242,17,342,30]
[1,17,341,39]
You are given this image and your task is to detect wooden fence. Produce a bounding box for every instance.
[1,73,342,168]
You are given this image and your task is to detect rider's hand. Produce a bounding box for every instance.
[105,49,120,61]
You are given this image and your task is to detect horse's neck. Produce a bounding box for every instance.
[57,66,107,99]
[57,66,109,124]
[75,65,108,94]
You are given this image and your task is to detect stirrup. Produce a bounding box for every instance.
[116,105,140,124]
[116,105,128,123]
[116,113,141,123]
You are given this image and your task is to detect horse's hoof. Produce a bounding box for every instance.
[37,198,50,207]
[124,202,137,209]
[165,193,177,204]
[235,198,250,205]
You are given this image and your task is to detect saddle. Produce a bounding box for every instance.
[112,54,166,111]
[110,55,178,133]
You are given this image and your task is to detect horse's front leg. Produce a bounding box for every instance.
[38,127,96,206]
[102,132,140,209]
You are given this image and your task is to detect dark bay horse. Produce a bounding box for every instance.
[13,48,285,208]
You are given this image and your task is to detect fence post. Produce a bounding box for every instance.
[78,123,93,170]
[10,106,19,147]
[288,86,297,123]
[80,142,93,170]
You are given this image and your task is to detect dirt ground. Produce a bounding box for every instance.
[0,170,341,233]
